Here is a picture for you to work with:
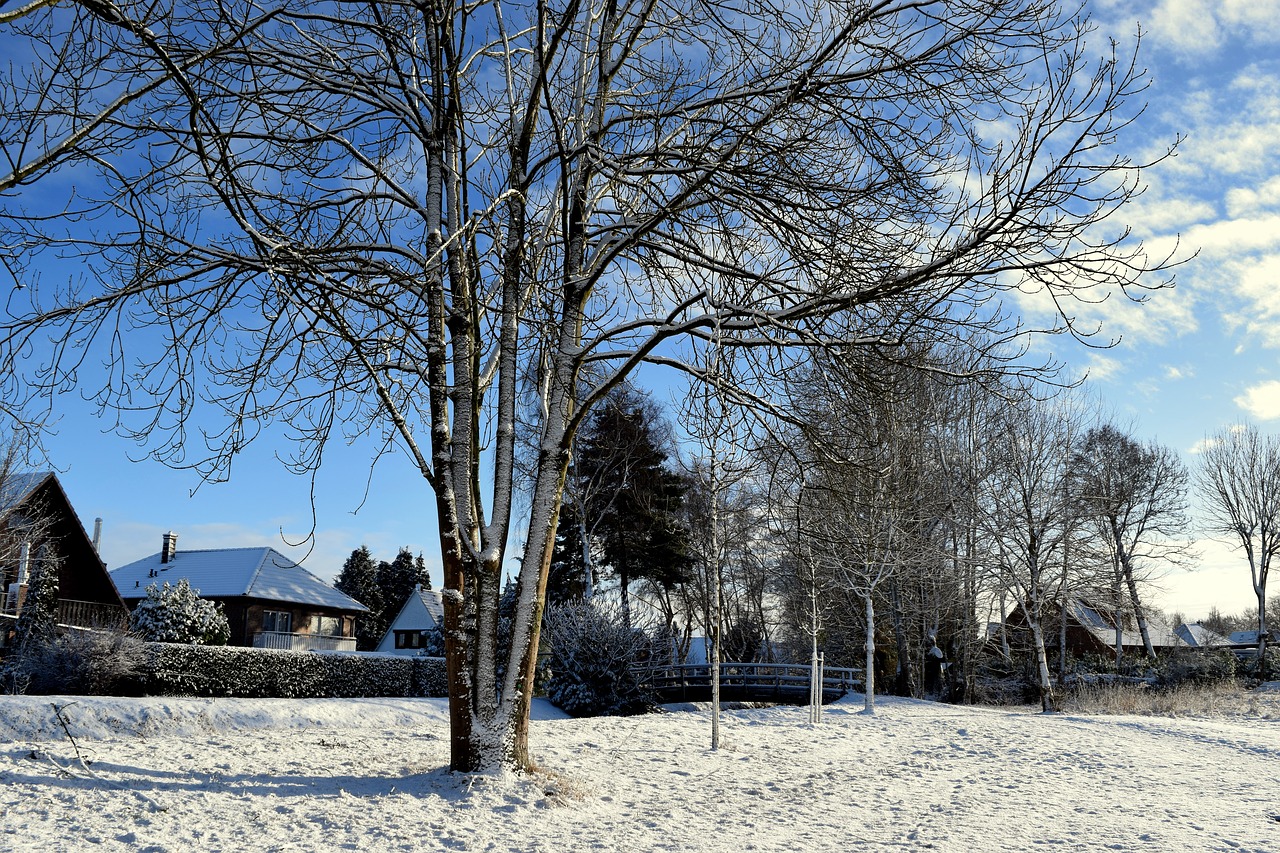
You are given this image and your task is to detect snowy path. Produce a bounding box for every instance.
[1,695,1277,851]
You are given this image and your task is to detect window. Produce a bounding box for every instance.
[310,614,341,636]
[394,630,422,650]
[262,610,292,633]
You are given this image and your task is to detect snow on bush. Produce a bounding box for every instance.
[542,600,653,717]
[130,579,231,645]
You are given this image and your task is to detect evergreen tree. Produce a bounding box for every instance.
[10,551,59,655]
[573,385,692,626]
[416,553,432,590]
[377,546,429,621]
[334,545,385,651]
[547,505,588,607]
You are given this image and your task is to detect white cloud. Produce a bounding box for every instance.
[1225,175,1280,216]
[1220,0,1280,44]
[1186,436,1218,455]
[1145,0,1280,60]
[1233,379,1280,419]
[1155,535,1261,617]
[1083,354,1124,382]
[1163,365,1190,379]
[1147,0,1224,57]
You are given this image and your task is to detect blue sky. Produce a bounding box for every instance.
[17,0,1280,621]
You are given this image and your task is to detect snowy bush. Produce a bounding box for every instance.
[6,629,148,695]
[130,579,231,645]
[140,643,447,698]
[1157,650,1237,688]
[541,601,653,717]
[1237,647,1280,685]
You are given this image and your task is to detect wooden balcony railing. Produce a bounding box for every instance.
[251,631,356,652]
[56,599,129,630]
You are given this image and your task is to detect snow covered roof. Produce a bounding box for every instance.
[1227,629,1278,646]
[0,471,52,512]
[375,585,444,654]
[1068,599,1181,649]
[1174,622,1231,648]
[112,547,368,612]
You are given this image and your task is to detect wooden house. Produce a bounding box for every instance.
[0,471,129,643]
[111,534,368,651]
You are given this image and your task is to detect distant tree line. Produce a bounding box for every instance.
[548,341,1280,711]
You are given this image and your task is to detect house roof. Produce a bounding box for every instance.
[0,471,52,513]
[1068,599,1182,649]
[1227,629,1278,646]
[375,585,444,653]
[1174,622,1231,648]
[111,547,368,612]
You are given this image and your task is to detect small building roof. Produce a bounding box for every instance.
[1174,622,1231,648]
[1067,599,1182,649]
[111,546,368,612]
[1227,629,1278,646]
[375,585,444,654]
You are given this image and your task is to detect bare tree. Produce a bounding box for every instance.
[1197,425,1280,680]
[982,397,1092,712]
[1072,424,1191,664]
[2,0,1174,770]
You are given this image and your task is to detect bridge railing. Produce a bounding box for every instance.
[633,661,863,698]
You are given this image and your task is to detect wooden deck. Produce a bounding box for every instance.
[634,662,862,705]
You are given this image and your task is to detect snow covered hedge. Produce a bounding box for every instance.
[140,644,447,698]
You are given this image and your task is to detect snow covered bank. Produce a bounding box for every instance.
[2,694,1277,851]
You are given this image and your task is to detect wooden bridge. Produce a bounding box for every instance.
[633,662,863,705]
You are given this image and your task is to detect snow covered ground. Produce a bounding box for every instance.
[2,692,1278,852]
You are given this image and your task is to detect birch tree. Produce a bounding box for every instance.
[3,0,1173,770]
[1197,425,1280,680]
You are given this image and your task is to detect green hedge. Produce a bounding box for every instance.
[140,643,448,699]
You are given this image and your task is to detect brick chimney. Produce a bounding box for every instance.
[161,531,178,564]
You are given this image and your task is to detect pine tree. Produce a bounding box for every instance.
[11,551,59,654]
[573,385,692,626]
[547,505,588,606]
[416,552,432,590]
[377,546,429,622]
[334,545,385,651]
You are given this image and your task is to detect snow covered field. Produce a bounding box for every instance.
[2,693,1278,852]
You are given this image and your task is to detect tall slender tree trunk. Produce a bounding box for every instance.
[1027,607,1057,713]
[998,588,1012,661]
[863,593,876,714]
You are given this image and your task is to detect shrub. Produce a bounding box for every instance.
[3,628,147,695]
[1157,649,1237,688]
[541,600,652,717]
[130,579,230,645]
[1236,647,1280,685]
